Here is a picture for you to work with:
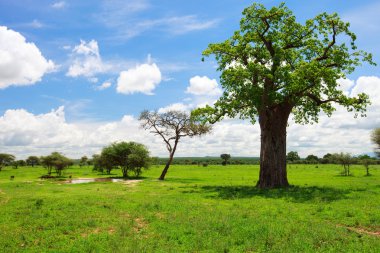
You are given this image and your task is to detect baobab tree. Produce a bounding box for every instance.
[139,110,211,180]
[192,3,374,188]
[371,128,380,157]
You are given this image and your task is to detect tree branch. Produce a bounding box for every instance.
[315,21,336,62]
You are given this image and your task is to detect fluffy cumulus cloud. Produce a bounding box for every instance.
[67,40,110,79]
[287,76,380,157]
[1,76,379,159]
[351,76,380,106]
[116,63,161,95]
[158,103,191,113]
[186,75,222,96]
[0,106,260,159]
[0,26,55,89]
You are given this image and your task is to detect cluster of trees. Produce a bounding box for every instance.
[92,142,150,178]
[40,152,73,177]
[0,154,42,171]
[287,151,378,176]
[286,151,379,165]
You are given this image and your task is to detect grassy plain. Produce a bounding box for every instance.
[0,164,379,252]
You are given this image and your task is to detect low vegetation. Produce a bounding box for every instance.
[0,164,379,252]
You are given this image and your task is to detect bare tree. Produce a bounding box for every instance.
[139,110,211,180]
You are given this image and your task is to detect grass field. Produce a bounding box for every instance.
[0,164,379,252]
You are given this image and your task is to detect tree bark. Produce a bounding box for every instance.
[159,153,174,180]
[257,103,292,189]
[159,139,179,180]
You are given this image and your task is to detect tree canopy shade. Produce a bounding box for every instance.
[192,3,375,188]
[139,110,211,180]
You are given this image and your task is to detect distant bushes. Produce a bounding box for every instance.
[155,157,260,166]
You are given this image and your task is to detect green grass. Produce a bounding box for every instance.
[0,164,379,252]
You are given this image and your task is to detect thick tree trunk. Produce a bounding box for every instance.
[257,103,292,189]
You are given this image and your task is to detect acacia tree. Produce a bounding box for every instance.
[41,152,72,176]
[334,153,353,176]
[359,157,375,176]
[139,110,211,180]
[371,128,380,157]
[0,154,15,171]
[192,3,374,188]
[220,154,231,165]
[101,142,150,178]
[26,156,40,167]
[79,156,88,168]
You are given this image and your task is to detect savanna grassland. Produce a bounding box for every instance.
[0,164,379,252]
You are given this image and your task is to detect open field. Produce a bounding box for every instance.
[0,164,379,252]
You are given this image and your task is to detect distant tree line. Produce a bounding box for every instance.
[286,151,379,165]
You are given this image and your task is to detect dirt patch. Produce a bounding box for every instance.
[133,218,148,233]
[337,224,380,237]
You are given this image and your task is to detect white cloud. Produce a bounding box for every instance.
[116,63,161,95]
[51,1,66,9]
[0,26,55,89]
[1,90,379,159]
[337,78,355,95]
[96,81,112,90]
[158,103,191,113]
[186,75,222,96]
[0,107,259,159]
[67,40,110,78]
[351,76,380,106]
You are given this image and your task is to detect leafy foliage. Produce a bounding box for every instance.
[220,154,231,165]
[193,3,374,125]
[100,142,150,178]
[0,153,15,171]
[286,151,300,162]
[26,156,40,167]
[12,160,26,169]
[40,152,72,176]
[79,156,88,168]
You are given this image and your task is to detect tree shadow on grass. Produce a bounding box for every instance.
[197,185,351,203]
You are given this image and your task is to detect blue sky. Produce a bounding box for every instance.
[0,0,379,158]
